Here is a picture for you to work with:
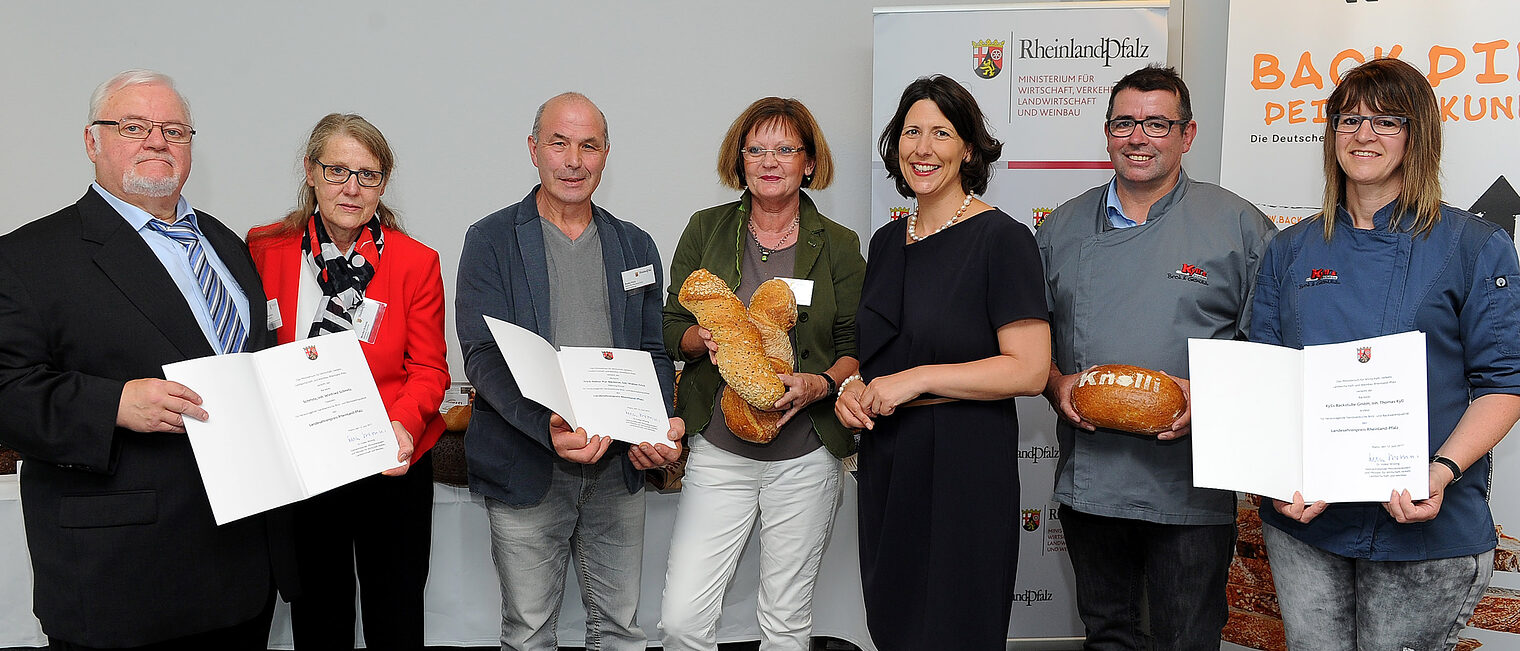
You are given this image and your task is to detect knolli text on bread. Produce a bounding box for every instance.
[1071,364,1185,435]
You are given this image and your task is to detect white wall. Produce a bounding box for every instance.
[0,0,1231,376]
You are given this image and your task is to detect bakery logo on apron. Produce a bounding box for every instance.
[1021,508,1042,532]
[1167,262,1209,285]
[973,39,1004,79]
[1304,268,1340,285]
[303,345,318,360]
[1357,346,1372,363]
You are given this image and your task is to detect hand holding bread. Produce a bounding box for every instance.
[679,269,799,443]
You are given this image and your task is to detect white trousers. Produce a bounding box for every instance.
[659,436,842,651]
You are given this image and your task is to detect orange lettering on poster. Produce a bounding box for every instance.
[1264,102,1285,125]
[1287,100,1308,124]
[1427,45,1465,88]
[1291,52,1325,89]
[1329,49,1365,84]
[1440,95,1460,121]
[1253,54,1284,90]
[1473,40,1510,84]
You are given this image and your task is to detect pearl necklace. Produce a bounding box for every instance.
[907,193,975,242]
[748,214,799,262]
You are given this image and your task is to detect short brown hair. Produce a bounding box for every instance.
[877,75,1003,198]
[717,97,834,191]
[1316,57,1442,239]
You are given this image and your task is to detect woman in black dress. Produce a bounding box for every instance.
[835,75,1050,650]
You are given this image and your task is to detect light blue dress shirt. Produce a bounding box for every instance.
[92,183,251,352]
[1105,179,1141,229]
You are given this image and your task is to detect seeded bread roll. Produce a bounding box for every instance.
[1071,364,1185,435]
[721,278,800,443]
[679,269,786,409]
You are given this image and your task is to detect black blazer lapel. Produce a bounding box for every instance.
[79,190,216,362]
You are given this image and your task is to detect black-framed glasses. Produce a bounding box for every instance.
[1330,114,1408,136]
[742,146,807,161]
[315,161,386,188]
[1105,117,1188,138]
[91,119,195,144]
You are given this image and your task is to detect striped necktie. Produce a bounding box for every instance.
[147,218,246,354]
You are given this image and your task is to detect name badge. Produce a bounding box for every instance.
[622,264,656,291]
[776,278,814,306]
[351,297,388,344]
[266,298,282,331]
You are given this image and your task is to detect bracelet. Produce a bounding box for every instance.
[1431,454,1463,484]
[838,374,863,397]
[816,372,837,396]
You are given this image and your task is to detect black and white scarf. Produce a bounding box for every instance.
[303,213,385,338]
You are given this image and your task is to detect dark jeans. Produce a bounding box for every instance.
[1059,505,1235,651]
[290,453,434,651]
[48,589,275,651]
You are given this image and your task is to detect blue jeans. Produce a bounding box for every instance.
[1263,524,1492,651]
[485,457,646,651]
[1059,505,1235,650]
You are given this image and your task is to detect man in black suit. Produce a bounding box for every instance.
[0,69,294,650]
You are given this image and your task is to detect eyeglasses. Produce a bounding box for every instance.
[742,146,807,161]
[315,161,386,188]
[1330,114,1408,136]
[91,119,195,144]
[1105,118,1188,138]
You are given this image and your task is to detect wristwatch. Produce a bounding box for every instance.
[1430,454,1463,484]
[816,372,837,396]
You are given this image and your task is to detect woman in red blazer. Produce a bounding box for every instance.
[247,113,448,651]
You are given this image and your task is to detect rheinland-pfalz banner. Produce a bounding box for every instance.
[1221,1,1520,649]
[872,1,1167,641]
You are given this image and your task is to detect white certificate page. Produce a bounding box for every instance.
[483,315,669,446]
[557,347,670,446]
[255,333,401,496]
[165,332,399,525]
[1189,331,1429,504]
[1190,338,1306,502]
[1301,331,1428,502]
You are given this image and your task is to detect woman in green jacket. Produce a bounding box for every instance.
[659,97,865,650]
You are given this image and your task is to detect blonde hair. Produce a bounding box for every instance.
[252,113,402,241]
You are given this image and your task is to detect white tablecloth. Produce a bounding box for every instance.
[0,473,877,649]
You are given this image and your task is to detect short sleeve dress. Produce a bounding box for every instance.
[854,209,1048,650]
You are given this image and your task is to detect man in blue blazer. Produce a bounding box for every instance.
[0,70,296,650]
[455,92,683,651]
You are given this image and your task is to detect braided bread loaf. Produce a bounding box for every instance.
[720,278,797,443]
[679,269,786,409]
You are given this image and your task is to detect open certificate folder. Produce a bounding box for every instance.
[1189,331,1430,504]
[482,315,670,446]
[163,331,400,524]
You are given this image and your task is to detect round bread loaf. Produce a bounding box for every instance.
[1071,364,1185,435]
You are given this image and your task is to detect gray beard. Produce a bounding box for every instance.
[122,169,180,198]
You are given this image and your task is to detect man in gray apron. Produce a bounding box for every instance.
[1036,65,1276,651]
